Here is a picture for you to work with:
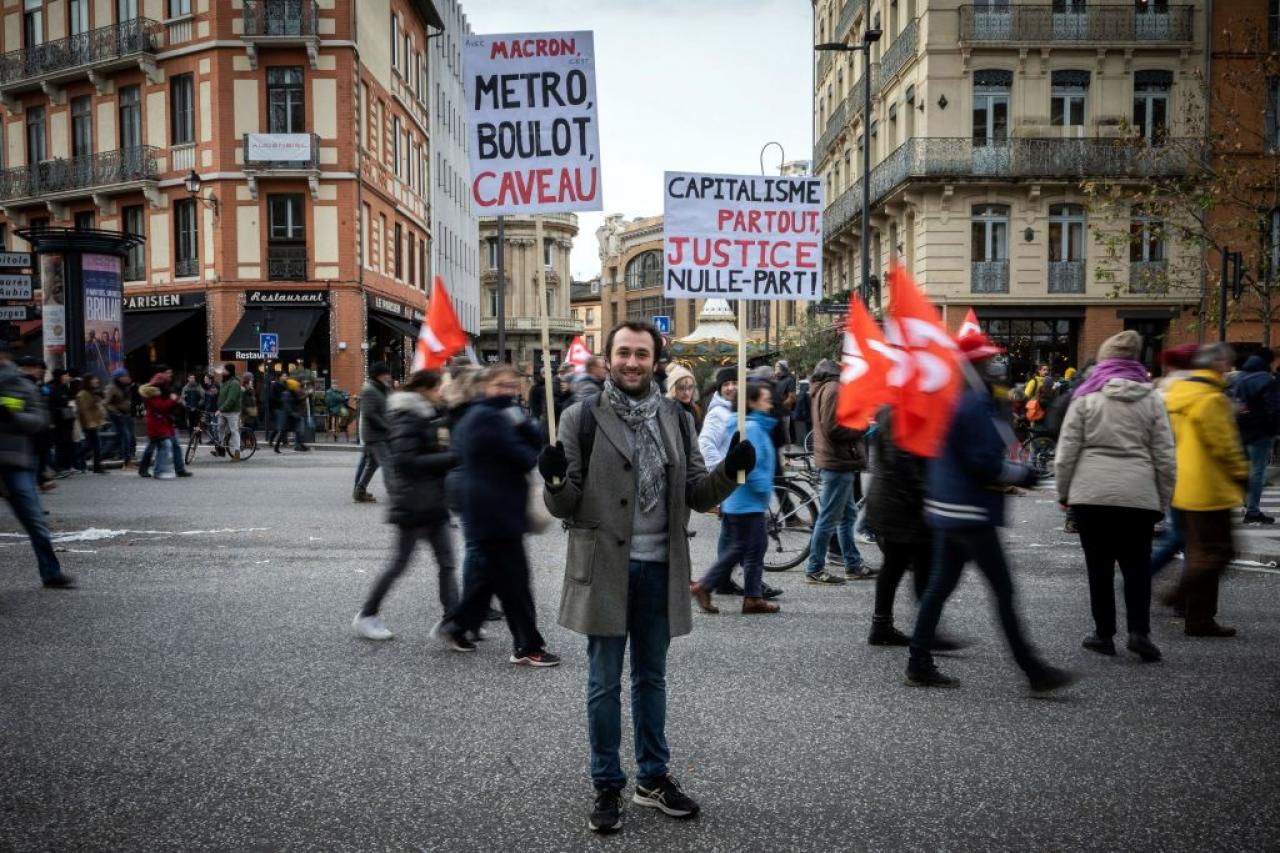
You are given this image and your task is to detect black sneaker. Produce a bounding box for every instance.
[845,566,879,580]
[484,607,504,622]
[510,649,561,667]
[176,471,193,478]
[138,470,152,478]
[904,664,960,688]
[42,573,78,590]
[714,578,745,596]
[1243,512,1276,525]
[1028,665,1075,693]
[589,787,623,833]
[761,582,783,600]
[1081,633,1116,656]
[633,776,700,818]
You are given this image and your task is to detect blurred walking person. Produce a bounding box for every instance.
[1229,349,1280,525]
[1055,331,1175,662]
[217,364,244,460]
[272,379,309,453]
[353,370,459,640]
[103,368,136,468]
[1163,343,1248,637]
[432,364,558,665]
[138,372,190,479]
[0,342,76,588]
[353,363,392,501]
[75,374,108,474]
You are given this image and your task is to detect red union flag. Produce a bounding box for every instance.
[412,277,468,371]
[887,263,960,457]
[957,307,982,341]
[566,335,592,374]
[837,295,893,430]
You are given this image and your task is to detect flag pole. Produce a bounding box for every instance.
[736,302,747,484]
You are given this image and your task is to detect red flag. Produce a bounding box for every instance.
[412,277,468,371]
[887,263,960,457]
[566,335,592,374]
[837,295,893,430]
[957,308,982,342]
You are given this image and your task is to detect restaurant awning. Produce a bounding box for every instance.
[124,309,201,354]
[369,309,420,341]
[220,307,323,357]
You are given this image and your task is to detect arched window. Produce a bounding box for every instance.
[625,250,662,290]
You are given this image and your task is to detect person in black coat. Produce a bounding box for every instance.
[353,369,458,640]
[433,364,559,665]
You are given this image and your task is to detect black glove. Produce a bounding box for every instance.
[538,442,569,483]
[723,432,756,479]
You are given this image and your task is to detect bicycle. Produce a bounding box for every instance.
[762,449,822,571]
[185,412,259,465]
[1018,431,1057,475]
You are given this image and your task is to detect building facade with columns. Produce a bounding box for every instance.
[0,0,445,393]
[814,0,1208,381]
[476,212,582,371]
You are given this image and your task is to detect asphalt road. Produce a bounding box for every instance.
[2,450,1277,852]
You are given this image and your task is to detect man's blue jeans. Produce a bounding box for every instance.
[1,468,62,581]
[139,437,186,475]
[1245,437,1272,514]
[109,414,135,463]
[1150,508,1184,577]
[587,560,670,791]
[806,469,863,575]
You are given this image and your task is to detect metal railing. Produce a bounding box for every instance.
[1129,260,1168,293]
[175,257,200,278]
[971,261,1010,293]
[243,133,320,169]
[823,176,864,240]
[243,0,320,38]
[0,18,161,89]
[817,49,833,81]
[878,19,918,88]
[0,146,159,202]
[959,5,1194,44]
[836,0,866,42]
[816,95,849,163]
[267,244,308,281]
[852,66,876,117]
[1048,260,1086,293]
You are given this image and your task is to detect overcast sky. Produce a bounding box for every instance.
[461,0,814,280]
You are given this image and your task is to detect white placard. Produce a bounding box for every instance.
[0,305,27,320]
[0,252,31,268]
[0,275,32,300]
[246,133,313,163]
[465,30,602,214]
[663,172,823,301]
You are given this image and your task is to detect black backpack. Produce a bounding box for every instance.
[576,398,694,481]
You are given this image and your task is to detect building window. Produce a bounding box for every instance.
[391,13,400,69]
[1134,70,1172,145]
[971,204,1009,293]
[586,307,595,324]
[586,335,595,352]
[169,0,192,16]
[1049,203,1086,292]
[627,295,675,323]
[74,211,94,231]
[1130,209,1165,264]
[268,194,305,281]
[408,232,416,284]
[123,205,145,281]
[267,67,305,134]
[748,301,768,330]
[486,288,499,317]
[118,0,139,21]
[625,250,663,290]
[393,117,402,176]
[1050,70,1089,127]
[486,237,499,269]
[23,0,43,48]
[25,107,45,164]
[171,73,195,145]
[972,69,1011,147]
[69,0,89,35]
[394,223,404,279]
[119,85,142,150]
[71,96,93,158]
[543,238,554,268]
[173,198,198,277]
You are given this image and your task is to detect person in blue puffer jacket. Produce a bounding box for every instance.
[906,335,1073,694]
[689,380,780,615]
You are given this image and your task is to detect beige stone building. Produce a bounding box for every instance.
[0,0,451,394]
[570,274,601,354]
[814,0,1207,380]
[476,213,581,371]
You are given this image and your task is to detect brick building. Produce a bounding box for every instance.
[0,0,450,394]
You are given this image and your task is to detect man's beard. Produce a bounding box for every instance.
[609,367,652,398]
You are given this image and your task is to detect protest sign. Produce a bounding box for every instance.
[663,171,823,301]
[465,30,602,215]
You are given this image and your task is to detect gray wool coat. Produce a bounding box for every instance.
[545,393,736,639]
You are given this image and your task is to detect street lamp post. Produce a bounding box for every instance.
[815,27,882,306]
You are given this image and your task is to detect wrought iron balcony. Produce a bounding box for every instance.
[1129,260,1168,293]
[815,96,849,165]
[479,315,584,336]
[971,261,1010,294]
[836,1,867,42]
[878,19,918,90]
[817,49,833,82]
[175,257,200,278]
[267,244,308,281]
[823,175,864,241]
[0,18,161,99]
[242,0,320,67]
[0,146,160,205]
[959,5,1194,45]
[1048,260,1086,294]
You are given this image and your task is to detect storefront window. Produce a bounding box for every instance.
[980,317,1079,384]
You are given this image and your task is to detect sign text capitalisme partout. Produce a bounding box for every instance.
[465,31,602,214]
[663,172,823,301]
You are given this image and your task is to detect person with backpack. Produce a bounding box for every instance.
[1228,349,1280,525]
[353,363,393,501]
[1023,364,1055,426]
[217,364,244,461]
[538,321,748,833]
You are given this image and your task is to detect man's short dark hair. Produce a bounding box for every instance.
[744,379,771,406]
[604,321,662,361]
[403,369,443,391]
[224,363,237,377]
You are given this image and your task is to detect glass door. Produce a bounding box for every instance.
[972,70,1010,175]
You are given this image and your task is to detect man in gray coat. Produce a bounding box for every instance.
[539,321,753,834]
[353,362,392,503]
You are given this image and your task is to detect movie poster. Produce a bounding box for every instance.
[82,254,123,382]
[41,254,66,369]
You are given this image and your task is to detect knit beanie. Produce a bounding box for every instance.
[714,365,737,393]
[1098,330,1142,362]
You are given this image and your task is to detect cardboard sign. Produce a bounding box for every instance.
[465,31,602,214]
[663,171,823,301]
[0,275,32,300]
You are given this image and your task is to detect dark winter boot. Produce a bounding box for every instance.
[868,615,911,646]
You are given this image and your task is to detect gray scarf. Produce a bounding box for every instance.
[603,378,668,512]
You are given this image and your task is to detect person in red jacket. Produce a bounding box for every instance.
[138,372,191,478]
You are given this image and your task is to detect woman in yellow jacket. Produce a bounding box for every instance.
[1163,343,1248,637]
